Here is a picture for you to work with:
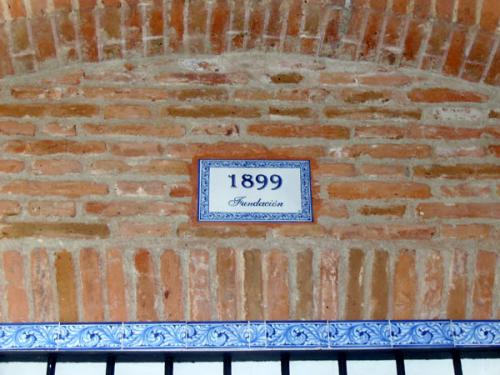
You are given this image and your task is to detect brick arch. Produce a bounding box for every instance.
[0,0,498,85]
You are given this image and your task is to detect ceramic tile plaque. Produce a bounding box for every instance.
[198,159,313,222]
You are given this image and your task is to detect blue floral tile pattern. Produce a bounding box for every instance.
[452,321,500,347]
[0,320,498,351]
[329,321,391,348]
[266,322,329,348]
[56,323,122,350]
[0,324,59,350]
[390,321,453,347]
[121,323,185,349]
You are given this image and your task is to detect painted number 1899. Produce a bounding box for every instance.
[228,174,282,190]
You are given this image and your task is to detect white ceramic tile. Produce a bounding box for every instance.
[232,361,281,375]
[0,362,46,375]
[174,361,223,375]
[462,358,500,375]
[290,360,339,375]
[55,362,106,375]
[405,359,454,375]
[347,359,397,375]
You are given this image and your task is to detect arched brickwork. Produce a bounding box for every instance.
[0,0,498,85]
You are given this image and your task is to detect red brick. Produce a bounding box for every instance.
[332,224,435,240]
[488,145,500,157]
[472,251,497,319]
[43,123,77,137]
[116,181,166,196]
[78,9,98,60]
[0,121,35,136]
[83,123,185,138]
[273,224,328,238]
[135,249,159,321]
[328,181,430,199]
[0,222,110,239]
[403,20,425,63]
[393,249,417,319]
[318,250,339,319]
[55,250,79,321]
[169,0,184,50]
[316,201,350,218]
[447,250,469,319]
[295,249,313,319]
[160,250,183,320]
[319,72,357,84]
[31,249,56,321]
[342,144,432,158]
[2,180,108,197]
[370,250,389,319]
[243,249,264,320]
[0,200,21,216]
[104,105,151,119]
[345,249,365,319]
[178,223,267,238]
[248,123,349,139]
[32,159,82,175]
[354,125,405,139]
[270,72,303,84]
[90,160,131,174]
[265,250,289,319]
[3,251,30,321]
[0,160,24,173]
[118,222,171,237]
[414,164,500,179]
[468,32,495,63]
[80,248,104,321]
[359,204,406,216]
[408,125,483,140]
[317,163,357,177]
[110,142,163,157]
[0,103,98,117]
[169,182,193,197]
[324,107,421,120]
[268,106,312,118]
[211,0,230,53]
[163,105,260,118]
[85,201,188,216]
[408,88,488,103]
[134,160,189,175]
[105,248,128,321]
[191,123,239,136]
[4,140,106,155]
[417,203,500,219]
[156,72,248,84]
[341,88,397,104]
[216,248,238,320]
[441,224,492,239]
[358,73,412,86]
[440,183,491,197]
[480,0,500,32]
[28,201,76,217]
[189,249,211,320]
[443,29,467,76]
[419,251,444,319]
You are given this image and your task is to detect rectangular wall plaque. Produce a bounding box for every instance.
[198,159,313,222]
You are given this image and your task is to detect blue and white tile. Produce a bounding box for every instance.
[265,321,329,349]
[328,321,391,348]
[247,322,267,348]
[56,323,123,350]
[121,322,186,349]
[451,321,500,347]
[0,323,59,350]
[185,322,249,349]
[390,320,453,348]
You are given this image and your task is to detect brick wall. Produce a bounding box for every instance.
[0,54,499,323]
[0,0,498,85]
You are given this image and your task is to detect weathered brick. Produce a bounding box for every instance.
[32,159,82,175]
[83,123,185,138]
[0,121,36,136]
[28,201,76,217]
[265,250,289,320]
[178,223,267,238]
[441,224,492,240]
[134,249,159,320]
[104,105,152,119]
[328,181,430,199]
[162,105,260,118]
[342,144,432,158]
[324,107,421,120]
[345,249,365,319]
[417,203,500,219]
[370,250,389,319]
[2,180,108,197]
[3,251,29,321]
[80,248,104,321]
[472,251,497,319]
[408,88,488,103]
[419,251,444,319]
[332,224,436,240]
[318,250,339,319]
[0,160,24,173]
[105,248,128,321]
[55,250,78,321]
[0,222,110,239]
[118,222,171,237]
[116,181,166,196]
[414,164,500,179]
[393,249,417,319]
[189,249,211,321]
[0,104,98,117]
[85,201,188,216]
[4,140,106,155]
[243,250,264,320]
[156,72,248,84]
[248,123,349,139]
[160,250,184,320]
[359,205,406,216]
[447,250,469,319]
[216,248,238,320]
[31,249,56,321]
[270,72,303,84]
[110,142,163,157]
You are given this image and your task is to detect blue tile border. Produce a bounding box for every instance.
[0,320,498,351]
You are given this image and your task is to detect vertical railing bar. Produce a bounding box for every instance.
[281,353,290,375]
[452,350,463,375]
[105,355,116,375]
[223,353,232,375]
[46,354,56,375]
[338,352,347,375]
[395,351,406,375]
[165,356,174,375]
